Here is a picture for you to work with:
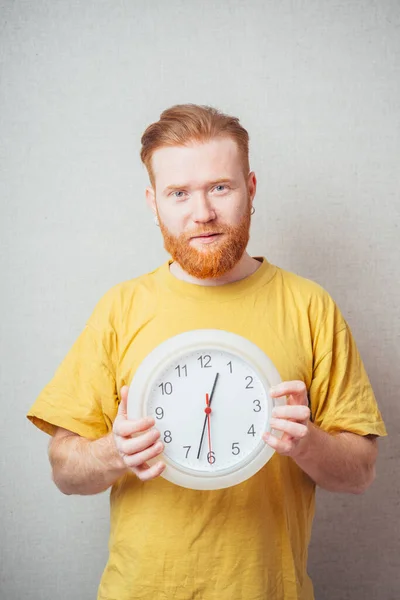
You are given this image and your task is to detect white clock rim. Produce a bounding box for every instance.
[127,329,285,490]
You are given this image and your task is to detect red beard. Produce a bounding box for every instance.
[158,203,252,279]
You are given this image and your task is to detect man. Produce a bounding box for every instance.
[27,104,386,600]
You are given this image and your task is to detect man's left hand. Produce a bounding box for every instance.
[263,380,311,458]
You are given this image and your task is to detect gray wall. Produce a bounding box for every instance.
[1,1,399,598]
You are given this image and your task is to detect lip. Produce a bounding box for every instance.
[191,233,222,240]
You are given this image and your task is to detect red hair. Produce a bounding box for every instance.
[140,104,250,187]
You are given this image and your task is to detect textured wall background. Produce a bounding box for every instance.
[1,1,399,598]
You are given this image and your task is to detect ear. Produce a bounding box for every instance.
[145,186,157,215]
[248,171,257,202]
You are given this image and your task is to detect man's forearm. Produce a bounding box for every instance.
[49,432,128,496]
[293,423,377,494]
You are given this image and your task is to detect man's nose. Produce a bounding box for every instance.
[191,193,216,223]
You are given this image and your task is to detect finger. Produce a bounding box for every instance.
[119,428,160,455]
[124,440,164,468]
[271,405,310,421]
[133,460,166,482]
[113,416,155,438]
[263,431,295,454]
[269,418,308,439]
[117,386,130,419]
[270,381,307,399]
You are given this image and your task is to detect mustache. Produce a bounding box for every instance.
[183,224,231,240]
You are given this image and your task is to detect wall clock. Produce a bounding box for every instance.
[127,329,284,490]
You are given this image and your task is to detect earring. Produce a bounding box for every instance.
[154,215,160,227]
[251,206,255,215]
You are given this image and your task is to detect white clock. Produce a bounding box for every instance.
[127,329,285,490]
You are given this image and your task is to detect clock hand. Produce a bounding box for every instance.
[206,393,212,458]
[197,372,219,460]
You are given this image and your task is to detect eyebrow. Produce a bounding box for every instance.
[163,178,235,194]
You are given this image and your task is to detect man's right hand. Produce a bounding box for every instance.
[112,386,166,482]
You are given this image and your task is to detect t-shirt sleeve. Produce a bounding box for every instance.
[27,305,118,439]
[308,301,387,437]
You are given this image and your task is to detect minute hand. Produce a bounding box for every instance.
[197,372,219,459]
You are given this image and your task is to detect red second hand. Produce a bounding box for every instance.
[205,393,212,458]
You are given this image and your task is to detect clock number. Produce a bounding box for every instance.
[175,364,188,378]
[227,361,233,374]
[247,424,256,436]
[198,354,212,369]
[155,407,164,420]
[183,445,191,458]
[207,451,216,464]
[163,430,172,443]
[253,399,262,412]
[159,382,173,395]
[231,442,240,455]
[245,376,254,389]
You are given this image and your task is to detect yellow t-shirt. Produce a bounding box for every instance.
[27,257,386,600]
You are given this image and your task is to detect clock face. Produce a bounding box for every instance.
[147,348,269,475]
[128,330,283,490]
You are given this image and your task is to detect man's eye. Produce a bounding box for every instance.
[215,185,227,192]
[173,191,185,198]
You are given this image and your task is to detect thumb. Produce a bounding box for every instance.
[117,385,129,418]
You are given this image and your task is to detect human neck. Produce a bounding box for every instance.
[168,252,262,287]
